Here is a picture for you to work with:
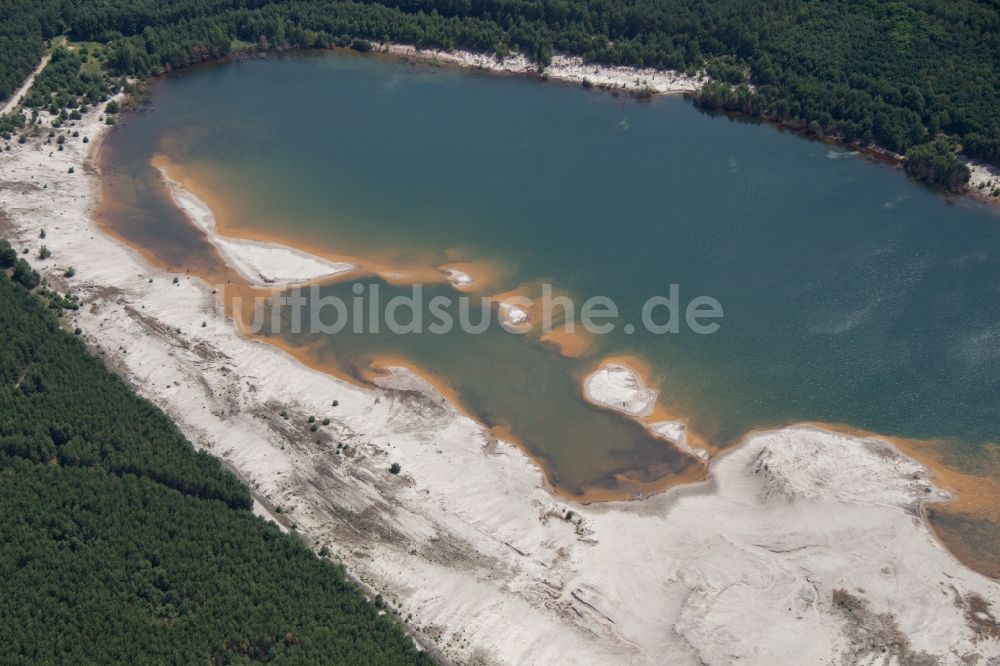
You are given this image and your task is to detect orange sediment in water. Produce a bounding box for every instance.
[102,153,704,501]
[538,326,594,358]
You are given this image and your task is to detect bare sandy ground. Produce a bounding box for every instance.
[0,51,52,116]
[968,159,1000,203]
[439,266,474,290]
[3,100,1000,665]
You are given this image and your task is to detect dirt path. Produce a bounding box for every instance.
[1,47,55,116]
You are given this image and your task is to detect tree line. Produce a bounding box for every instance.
[0,250,432,664]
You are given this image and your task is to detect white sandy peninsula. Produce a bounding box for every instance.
[2,100,1000,665]
[157,166,354,287]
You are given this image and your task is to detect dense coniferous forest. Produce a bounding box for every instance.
[0,246,432,664]
[1,0,999,189]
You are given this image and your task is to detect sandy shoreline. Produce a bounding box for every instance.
[153,156,355,287]
[383,44,706,96]
[144,154,513,296]
[968,159,1000,203]
[4,86,1000,665]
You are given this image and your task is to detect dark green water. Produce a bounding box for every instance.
[101,51,1000,495]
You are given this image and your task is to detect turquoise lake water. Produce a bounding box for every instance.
[100,51,1000,497]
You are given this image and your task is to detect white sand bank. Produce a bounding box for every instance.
[385,44,706,96]
[440,266,473,289]
[157,167,354,286]
[583,363,710,462]
[3,102,999,665]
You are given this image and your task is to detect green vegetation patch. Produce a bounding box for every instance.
[0,254,432,665]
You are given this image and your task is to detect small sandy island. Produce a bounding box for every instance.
[490,288,536,332]
[3,91,999,665]
[154,159,354,287]
[437,261,500,294]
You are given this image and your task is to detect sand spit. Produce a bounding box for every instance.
[0,51,53,117]
[153,160,354,287]
[384,44,706,96]
[583,360,711,463]
[4,102,1000,664]
[648,420,709,463]
[440,266,474,290]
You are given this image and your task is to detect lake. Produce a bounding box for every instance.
[99,51,1000,513]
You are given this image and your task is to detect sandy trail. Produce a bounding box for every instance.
[0,50,52,117]
[2,95,999,664]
